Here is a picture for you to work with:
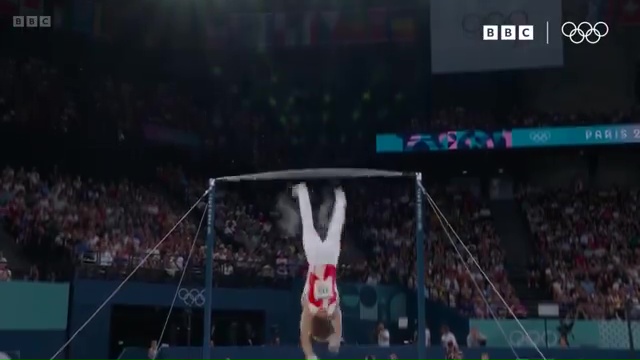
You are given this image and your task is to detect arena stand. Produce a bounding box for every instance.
[342,180,524,317]
[423,186,525,319]
[519,185,640,319]
[0,165,315,288]
[1,51,631,283]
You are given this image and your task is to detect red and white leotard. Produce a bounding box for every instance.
[302,264,339,316]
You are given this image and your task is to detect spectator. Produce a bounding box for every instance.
[0,257,11,281]
[440,325,458,350]
[377,322,390,347]
[147,340,158,359]
[466,327,486,348]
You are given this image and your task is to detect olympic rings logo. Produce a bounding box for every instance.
[529,131,551,143]
[561,21,609,44]
[509,330,558,347]
[462,11,529,34]
[178,288,205,307]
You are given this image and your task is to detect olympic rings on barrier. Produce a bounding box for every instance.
[178,288,205,307]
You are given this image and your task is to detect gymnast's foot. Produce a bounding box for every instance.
[292,182,308,199]
[334,187,345,205]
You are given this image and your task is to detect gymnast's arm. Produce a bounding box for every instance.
[300,305,316,359]
[329,306,343,348]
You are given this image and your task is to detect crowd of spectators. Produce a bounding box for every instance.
[426,187,525,319]
[520,185,640,319]
[351,182,524,318]
[0,166,190,280]
[0,164,397,287]
[6,161,640,322]
[0,165,321,287]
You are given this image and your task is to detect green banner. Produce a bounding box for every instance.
[0,281,69,330]
[470,319,640,349]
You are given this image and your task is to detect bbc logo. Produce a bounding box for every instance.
[13,16,51,28]
[482,25,534,41]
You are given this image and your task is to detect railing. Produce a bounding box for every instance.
[76,254,370,288]
[76,258,296,289]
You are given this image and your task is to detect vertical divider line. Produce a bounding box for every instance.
[546,21,549,44]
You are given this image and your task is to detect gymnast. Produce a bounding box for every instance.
[293,183,345,360]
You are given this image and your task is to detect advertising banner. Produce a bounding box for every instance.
[0,281,69,330]
[512,124,640,148]
[430,0,563,73]
[471,319,640,349]
[376,124,640,152]
[377,130,513,152]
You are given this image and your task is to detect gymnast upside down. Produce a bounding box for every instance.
[292,183,345,360]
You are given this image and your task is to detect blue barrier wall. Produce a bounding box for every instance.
[120,346,639,360]
[408,295,470,345]
[69,280,297,359]
[0,330,66,359]
[70,280,414,359]
[0,281,70,359]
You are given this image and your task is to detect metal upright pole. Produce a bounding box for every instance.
[203,179,216,359]
[626,300,635,351]
[415,173,427,359]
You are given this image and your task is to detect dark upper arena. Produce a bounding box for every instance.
[1,0,640,359]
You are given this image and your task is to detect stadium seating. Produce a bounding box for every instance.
[519,185,640,319]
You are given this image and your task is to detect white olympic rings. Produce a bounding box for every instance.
[509,330,558,347]
[529,131,551,143]
[561,21,609,44]
[178,288,205,307]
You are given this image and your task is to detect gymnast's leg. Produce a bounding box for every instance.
[293,183,321,261]
[325,187,346,262]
